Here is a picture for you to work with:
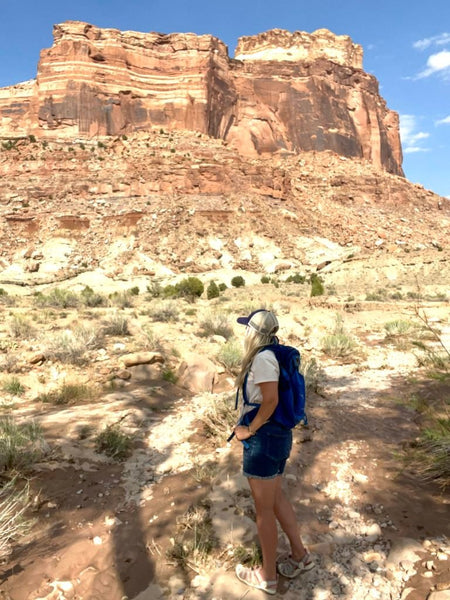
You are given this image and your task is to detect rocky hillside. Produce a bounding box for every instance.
[0,22,402,173]
[0,127,448,294]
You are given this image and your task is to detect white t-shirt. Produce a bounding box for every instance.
[240,349,279,420]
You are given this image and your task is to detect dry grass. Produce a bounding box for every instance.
[0,478,34,560]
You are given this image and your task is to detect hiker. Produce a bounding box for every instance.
[233,309,314,595]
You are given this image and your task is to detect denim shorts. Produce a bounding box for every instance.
[242,421,293,479]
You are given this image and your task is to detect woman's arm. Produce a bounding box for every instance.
[234,380,278,440]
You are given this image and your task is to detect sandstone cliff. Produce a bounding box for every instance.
[0,21,402,174]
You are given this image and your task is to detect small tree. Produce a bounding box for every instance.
[175,277,204,299]
[231,276,245,288]
[207,281,220,300]
[310,273,324,297]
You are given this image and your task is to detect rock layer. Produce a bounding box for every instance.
[0,21,402,174]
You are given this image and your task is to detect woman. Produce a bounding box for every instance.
[233,309,314,595]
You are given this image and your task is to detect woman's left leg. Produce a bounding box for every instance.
[248,475,281,581]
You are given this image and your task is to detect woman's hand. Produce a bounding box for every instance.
[234,425,254,441]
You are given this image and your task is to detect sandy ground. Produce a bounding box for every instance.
[0,287,449,600]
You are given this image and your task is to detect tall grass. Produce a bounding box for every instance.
[0,416,45,472]
[0,478,33,560]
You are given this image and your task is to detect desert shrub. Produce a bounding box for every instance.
[36,382,93,405]
[411,418,450,489]
[384,320,416,338]
[34,288,80,309]
[218,283,227,292]
[148,301,179,322]
[0,478,33,560]
[200,394,236,440]
[166,503,215,567]
[0,416,44,472]
[147,282,163,298]
[162,368,177,383]
[8,315,36,340]
[310,273,324,297]
[232,542,263,568]
[95,424,132,460]
[217,338,243,373]
[175,277,204,300]
[413,342,450,370]
[102,312,130,336]
[286,273,306,284]
[129,286,140,296]
[2,377,25,397]
[207,281,220,300]
[198,314,233,340]
[231,276,245,288]
[108,291,134,308]
[300,357,323,393]
[45,324,102,365]
[141,326,163,351]
[366,288,389,301]
[80,286,106,307]
[322,314,357,358]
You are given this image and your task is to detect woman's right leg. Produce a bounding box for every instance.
[273,478,307,560]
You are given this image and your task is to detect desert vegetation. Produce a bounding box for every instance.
[0,277,448,593]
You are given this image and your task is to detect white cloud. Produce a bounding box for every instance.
[416,50,450,79]
[436,115,450,125]
[400,114,430,153]
[413,33,450,50]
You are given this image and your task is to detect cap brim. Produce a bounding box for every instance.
[236,316,249,325]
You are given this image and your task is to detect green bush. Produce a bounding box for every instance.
[231,276,245,288]
[34,288,80,309]
[286,273,306,284]
[207,281,220,300]
[261,275,270,284]
[129,286,140,296]
[175,277,204,299]
[218,283,227,292]
[310,274,324,297]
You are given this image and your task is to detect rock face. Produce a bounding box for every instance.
[0,21,402,175]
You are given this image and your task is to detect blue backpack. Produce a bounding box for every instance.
[237,344,308,429]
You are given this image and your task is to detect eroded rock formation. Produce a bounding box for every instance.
[0,21,402,174]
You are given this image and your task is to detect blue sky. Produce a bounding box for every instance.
[1,0,449,197]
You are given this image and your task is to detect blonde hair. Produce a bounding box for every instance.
[235,327,278,389]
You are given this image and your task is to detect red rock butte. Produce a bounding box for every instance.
[0,21,402,175]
